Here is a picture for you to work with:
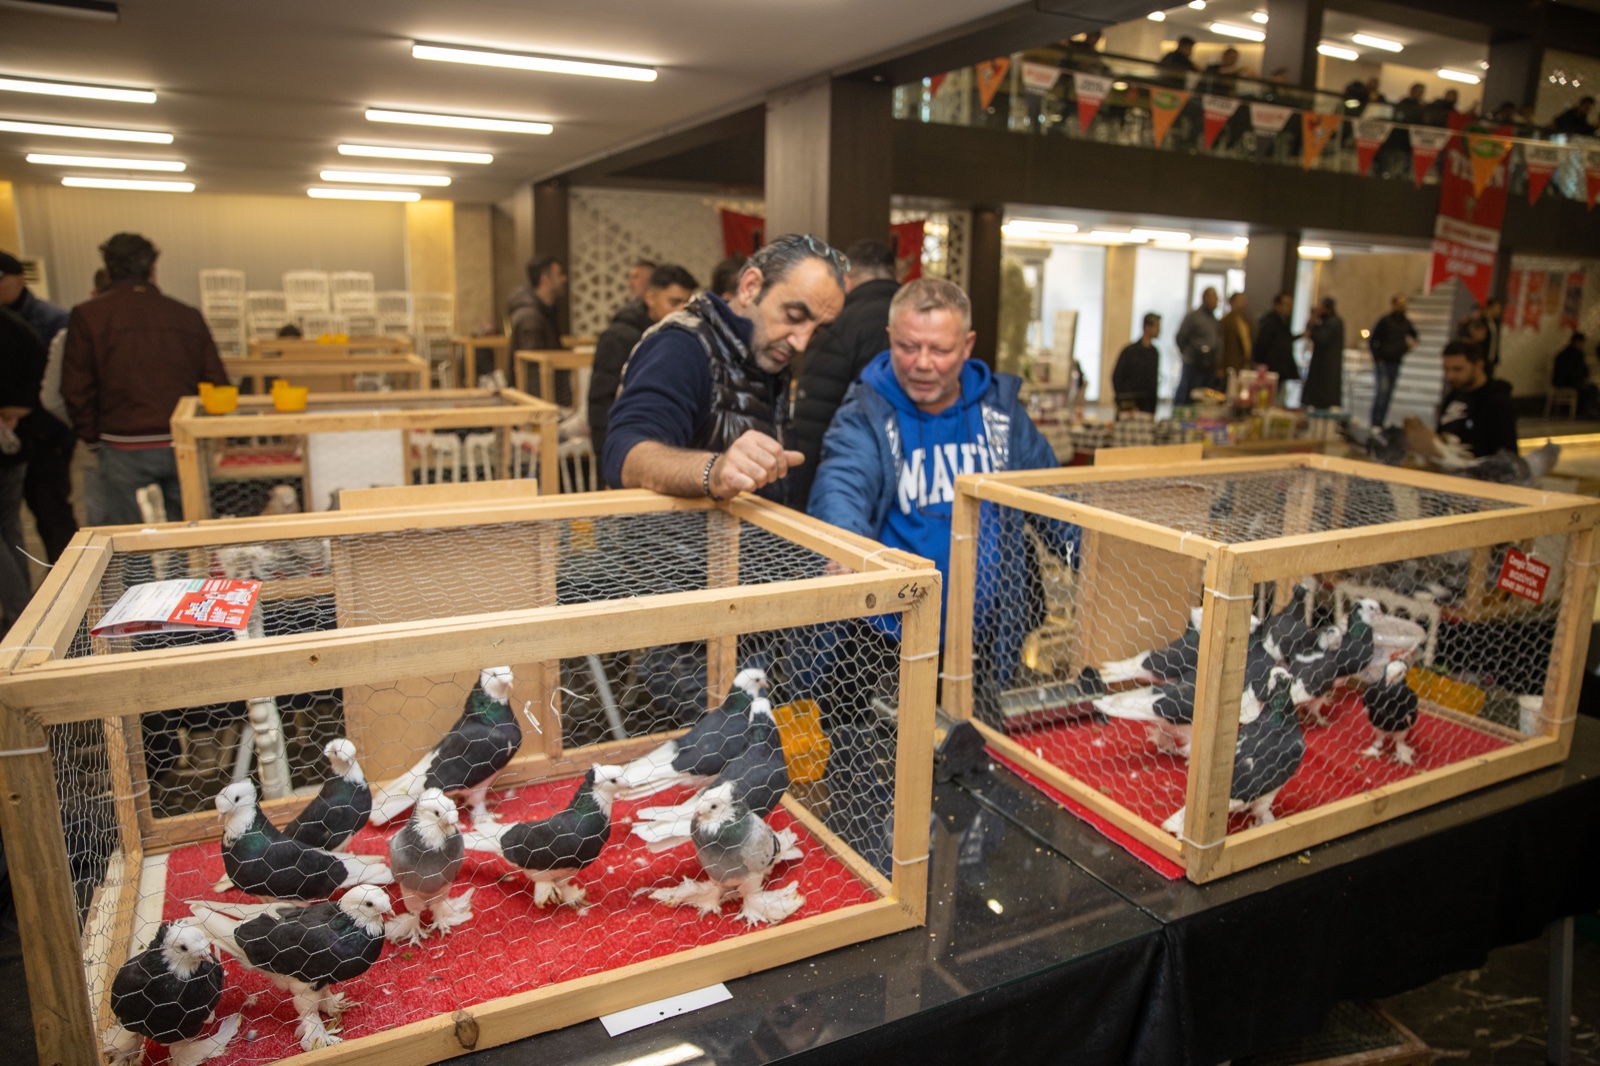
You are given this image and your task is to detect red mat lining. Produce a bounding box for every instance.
[138,778,877,1065]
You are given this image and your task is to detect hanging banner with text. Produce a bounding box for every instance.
[1428,145,1506,306]
[1248,103,1294,138]
[1562,271,1587,331]
[1021,62,1060,95]
[1586,148,1600,209]
[1352,120,1393,176]
[719,209,765,258]
[976,58,1011,111]
[1522,270,1547,330]
[1302,112,1341,169]
[1503,268,1523,329]
[1148,88,1189,148]
[1072,73,1112,131]
[1465,134,1513,197]
[1409,127,1452,188]
[890,219,926,281]
[1201,94,1240,149]
[1523,144,1564,205]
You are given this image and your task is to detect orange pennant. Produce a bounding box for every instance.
[1148,88,1189,148]
[1466,133,1512,197]
[1301,112,1341,169]
[976,57,1011,111]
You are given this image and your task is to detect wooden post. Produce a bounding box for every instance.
[540,419,560,495]
[942,482,981,718]
[169,418,207,524]
[0,708,97,1065]
[891,570,940,923]
[706,509,740,710]
[1540,527,1600,751]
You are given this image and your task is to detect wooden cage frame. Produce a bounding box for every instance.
[0,491,939,1065]
[223,352,432,394]
[171,388,562,521]
[943,453,1600,883]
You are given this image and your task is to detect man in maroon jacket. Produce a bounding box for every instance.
[62,233,229,525]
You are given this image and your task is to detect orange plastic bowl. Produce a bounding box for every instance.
[201,385,238,414]
[272,385,308,412]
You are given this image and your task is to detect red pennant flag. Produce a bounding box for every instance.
[1020,62,1060,95]
[1073,73,1112,131]
[976,58,1011,111]
[1248,103,1294,137]
[1201,95,1239,149]
[1148,88,1189,149]
[1302,112,1341,169]
[1409,127,1451,187]
[1586,148,1600,210]
[1503,269,1523,330]
[1352,120,1392,176]
[889,220,925,281]
[1523,144,1563,205]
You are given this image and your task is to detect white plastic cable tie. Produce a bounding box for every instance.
[1204,587,1253,601]
[902,649,938,662]
[892,853,929,867]
[0,746,49,758]
[939,672,973,682]
[16,548,51,569]
[61,543,107,553]
[1536,710,1577,724]
[1571,558,1599,568]
[1178,532,1190,555]
[1177,832,1226,850]
[951,533,975,542]
[15,646,57,654]
[862,548,894,567]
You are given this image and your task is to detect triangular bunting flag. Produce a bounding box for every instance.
[1201,95,1240,150]
[1409,127,1452,187]
[1352,119,1392,176]
[1072,73,1112,131]
[1248,103,1294,136]
[1021,61,1060,95]
[1149,88,1189,148]
[976,58,1011,111]
[1465,133,1512,196]
[1523,144,1563,204]
[1302,112,1341,169]
[1586,148,1600,210]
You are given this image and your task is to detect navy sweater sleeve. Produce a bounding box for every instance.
[601,330,712,489]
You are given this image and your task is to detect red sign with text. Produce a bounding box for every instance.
[1497,549,1550,604]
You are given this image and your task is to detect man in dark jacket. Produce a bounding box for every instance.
[1551,332,1598,417]
[587,264,697,482]
[62,233,229,525]
[1553,97,1597,136]
[0,307,45,631]
[508,256,567,401]
[1254,292,1301,387]
[1368,294,1418,426]
[1112,313,1162,414]
[1301,296,1345,409]
[1438,341,1517,458]
[789,239,899,510]
[0,251,76,560]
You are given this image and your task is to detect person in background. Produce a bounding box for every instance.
[587,263,698,483]
[1551,332,1599,418]
[0,307,46,632]
[1424,88,1460,127]
[625,259,658,303]
[1393,82,1428,125]
[1482,298,1504,378]
[710,256,747,301]
[1301,296,1345,410]
[1341,76,1382,116]
[1174,287,1221,404]
[1438,340,1517,457]
[1112,313,1162,415]
[1158,36,1197,85]
[1218,292,1253,377]
[603,235,845,505]
[1199,47,1244,97]
[1062,30,1109,74]
[1255,292,1301,388]
[508,255,569,403]
[790,239,900,511]
[0,252,76,561]
[1368,294,1418,427]
[1552,96,1597,136]
[62,233,229,525]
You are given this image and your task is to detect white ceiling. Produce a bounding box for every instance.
[0,0,1019,203]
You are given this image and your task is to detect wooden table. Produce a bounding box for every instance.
[450,336,511,388]
[222,353,431,393]
[515,347,594,407]
[247,336,412,358]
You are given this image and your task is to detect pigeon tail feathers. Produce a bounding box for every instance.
[337,855,393,887]
[368,755,433,826]
[1091,687,1161,722]
[168,1014,242,1066]
[1096,654,1154,685]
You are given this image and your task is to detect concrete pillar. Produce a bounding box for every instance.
[969,207,1003,369]
[404,199,456,300]
[764,75,893,249]
[1262,0,1324,87]
[1101,246,1139,403]
[1244,228,1300,329]
[453,204,494,336]
[0,182,19,254]
[1484,35,1543,112]
[532,178,570,335]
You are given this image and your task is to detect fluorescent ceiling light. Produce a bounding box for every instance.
[1210,22,1265,41]
[1191,237,1248,251]
[412,43,656,82]
[338,143,492,164]
[1130,228,1191,241]
[1146,10,1166,20]
[27,152,183,171]
[1298,245,1333,260]
[308,186,421,202]
[0,76,154,103]
[1088,230,1149,244]
[0,118,170,142]
[1317,43,1360,61]
[365,109,551,135]
[61,176,191,191]
[1437,68,1480,84]
[0,0,117,20]
[1187,0,1205,9]
[1250,10,1268,23]
[1001,219,1079,239]
[1351,33,1403,52]
[320,169,450,186]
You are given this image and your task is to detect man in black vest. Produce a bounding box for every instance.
[603,234,847,504]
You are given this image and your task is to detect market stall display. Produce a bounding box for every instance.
[170,389,561,520]
[0,491,938,1066]
[941,453,1600,882]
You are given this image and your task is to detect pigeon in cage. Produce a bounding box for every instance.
[1089,608,1263,689]
[370,666,522,827]
[260,483,300,516]
[215,780,393,902]
[103,922,241,1066]
[1161,666,1305,836]
[189,884,391,1052]
[598,667,769,801]
[460,765,624,908]
[387,788,474,943]
[1259,581,1320,664]
[1091,652,1279,759]
[630,696,790,852]
[1362,658,1421,765]
[1281,599,1384,724]
[285,738,371,852]
[648,781,805,926]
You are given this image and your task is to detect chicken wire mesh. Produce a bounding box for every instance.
[49,508,913,1062]
[961,466,1571,847]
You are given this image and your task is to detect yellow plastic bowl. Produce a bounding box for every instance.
[272,385,308,412]
[200,385,238,414]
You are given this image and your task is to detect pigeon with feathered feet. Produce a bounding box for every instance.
[103,922,240,1066]
[461,766,624,909]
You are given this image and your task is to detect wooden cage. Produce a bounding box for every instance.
[0,490,939,1065]
[171,389,561,521]
[943,454,1600,883]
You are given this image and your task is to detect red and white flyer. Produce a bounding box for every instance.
[1496,549,1550,604]
[92,578,261,637]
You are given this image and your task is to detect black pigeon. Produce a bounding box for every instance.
[103,923,239,1066]
[649,781,806,926]
[1097,608,1204,684]
[1260,582,1319,663]
[370,666,523,826]
[215,781,391,902]
[190,885,391,1053]
[462,766,624,908]
[1094,651,1279,758]
[600,667,769,801]
[1362,658,1420,765]
[285,738,371,852]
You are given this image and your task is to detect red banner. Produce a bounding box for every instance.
[1522,270,1547,330]
[1586,148,1600,210]
[719,209,765,258]
[1352,119,1392,176]
[1465,134,1512,197]
[1149,88,1189,148]
[1523,144,1564,205]
[1072,72,1111,131]
[976,57,1011,111]
[1201,94,1239,149]
[1302,112,1341,169]
[1428,145,1506,307]
[1561,271,1586,331]
[1409,127,1452,187]
[890,220,925,281]
[1503,268,1523,329]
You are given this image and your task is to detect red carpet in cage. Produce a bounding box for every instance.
[991,690,1512,879]
[144,778,877,1065]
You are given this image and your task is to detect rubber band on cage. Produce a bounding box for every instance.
[1203,587,1253,601]
[892,853,929,866]
[901,649,938,663]
[0,746,49,757]
[60,543,107,553]
[951,533,975,541]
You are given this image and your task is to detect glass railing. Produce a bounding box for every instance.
[894,46,1596,202]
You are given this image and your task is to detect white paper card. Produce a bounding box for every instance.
[599,984,732,1036]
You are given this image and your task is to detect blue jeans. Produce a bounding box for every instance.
[1371,362,1401,427]
[1175,363,1215,406]
[94,445,183,526]
[0,462,30,629]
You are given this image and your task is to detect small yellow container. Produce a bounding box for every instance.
[272,385,308,412]
[772,698,832,785]
[200,385,238,414]
[1407,666,1486,717]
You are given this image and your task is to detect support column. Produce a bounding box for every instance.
[1244,228,1300,328]
[1484,35,1543,112]
[0,181,19,254]
[968,206,1002,369]
[1101,246,1139,404]
[1262,0,1324,87]
[764,75,893,249]
[405,199,456,300]
[532,178,570,335]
